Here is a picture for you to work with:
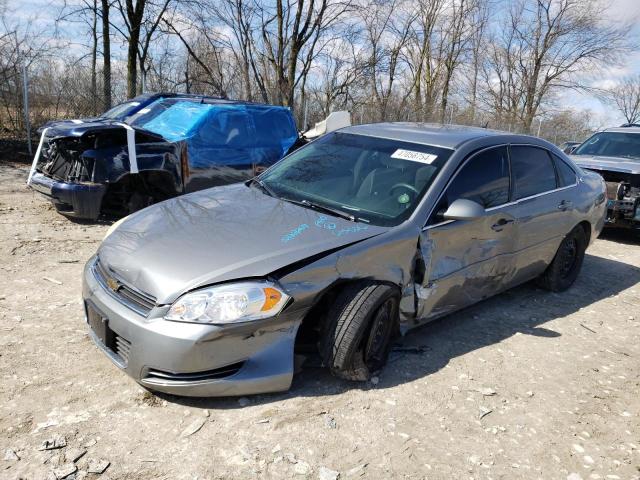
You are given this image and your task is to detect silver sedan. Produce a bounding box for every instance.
[82,123,607,396]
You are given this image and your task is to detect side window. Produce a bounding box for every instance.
[511,146,557,200]
[429,146,510,224]
[445,147,510,208]
[553,154,577,187]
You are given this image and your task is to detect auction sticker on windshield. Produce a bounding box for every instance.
[391,149,438,164]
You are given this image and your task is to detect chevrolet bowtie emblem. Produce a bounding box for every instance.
[106,276,119,292]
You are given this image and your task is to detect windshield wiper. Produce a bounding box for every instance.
[249,177,277,198]
[281,197,358,222]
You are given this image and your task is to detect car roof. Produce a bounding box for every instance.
[142,92,288,109]
[603,126,640,134]
[341,122,508,149]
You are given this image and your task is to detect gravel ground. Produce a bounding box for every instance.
[1,162,639,480]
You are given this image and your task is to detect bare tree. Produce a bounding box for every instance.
[438,0,476,123]
[362,0,415,121]
[405,0,444,121]
[137,0,173,91]
[254,0,350,110]
[117,0,144,97]
[0,12,60,135]
[162,18,228,97]
[2,0,636,148]
[216,0,257,101]
[56,0,103,113]
[463,0,489,124]
[602,75,640,125]
[485,0,631,132]
[305,27,367,124]
[113,0,172,97]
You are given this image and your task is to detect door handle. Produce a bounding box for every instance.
[557,200,573,211]
[491,218,514,231]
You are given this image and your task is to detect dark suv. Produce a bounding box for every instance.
[28,94,300,220]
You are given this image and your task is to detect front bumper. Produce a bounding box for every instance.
[605,198,640,230]
[81,258,299,396]
[29,172,106,220]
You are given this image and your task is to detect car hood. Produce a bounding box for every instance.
[571,154,640,175]
[39,118,109,136]
[38,120,166,144]
[98,183,388,304]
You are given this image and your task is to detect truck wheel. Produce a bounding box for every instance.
[536,225,587,292]
[127,191,154,214]
[320,282,399,381]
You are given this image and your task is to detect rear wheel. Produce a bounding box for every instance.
[536,225,587,292]
[320,282,399,381]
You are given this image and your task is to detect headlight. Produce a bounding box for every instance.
[165,281,290,324]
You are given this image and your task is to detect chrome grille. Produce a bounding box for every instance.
[93,258,156,316]
[115,335,131,365]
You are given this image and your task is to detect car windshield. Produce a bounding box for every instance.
[101,101,141,120]
[259,132,452,227]
[127,98,192,129]
[572,131,640,160]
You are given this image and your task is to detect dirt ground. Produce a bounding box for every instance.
[1,161,639,480]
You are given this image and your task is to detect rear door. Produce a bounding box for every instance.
[417,146,517,321]
[509,145,578,285]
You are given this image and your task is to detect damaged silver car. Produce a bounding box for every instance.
[82,123,607,397]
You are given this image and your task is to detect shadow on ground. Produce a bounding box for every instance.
[599,228,640,246]
[161,252,640,409]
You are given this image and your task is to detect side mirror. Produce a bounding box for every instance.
[442,198,485,221]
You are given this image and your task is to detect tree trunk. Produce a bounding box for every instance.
[101,0,112,110]
[124,0,146,99]
[91,0,98,115]
[127,30,140,98]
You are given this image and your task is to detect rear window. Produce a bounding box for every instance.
[554,155,577,187]
[511,146,557,200]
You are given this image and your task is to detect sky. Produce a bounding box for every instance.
[5,0,640,128]
[560,0,640,126]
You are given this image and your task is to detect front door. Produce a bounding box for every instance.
[417,146,517,321]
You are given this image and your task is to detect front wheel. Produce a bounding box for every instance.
[536,225,587,292]
[320,282,399,381]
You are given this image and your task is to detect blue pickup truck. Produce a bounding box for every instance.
[28,94,301,220]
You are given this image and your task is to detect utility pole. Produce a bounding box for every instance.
[22,64,32,155]
[537,117,543,137]
[303,99,308,131]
